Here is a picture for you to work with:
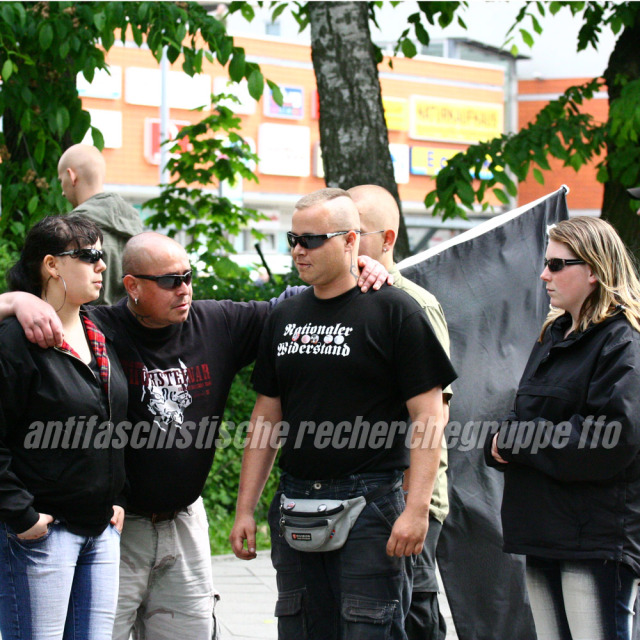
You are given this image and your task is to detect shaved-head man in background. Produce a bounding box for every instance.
[58,144,143,304]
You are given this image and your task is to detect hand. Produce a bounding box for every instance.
[357,255,393,292]
[386,509,428,557]
[491,433,508,464]
[17,513,54,540]
[15,293,64,348]
[230,513,258,560]
[111,505,125,532]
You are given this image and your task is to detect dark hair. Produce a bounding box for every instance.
[7,215,103,296]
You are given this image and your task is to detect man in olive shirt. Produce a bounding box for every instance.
[349,184,452,640]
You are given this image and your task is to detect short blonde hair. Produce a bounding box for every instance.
[540,216,640,339]
[294,188,350,211]
[294,188,359,230]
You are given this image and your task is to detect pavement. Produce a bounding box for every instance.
[212,551,458,639]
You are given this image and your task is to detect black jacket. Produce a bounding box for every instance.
[487,312,640,575]
[0,311,127,535]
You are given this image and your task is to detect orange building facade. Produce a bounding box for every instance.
[83,33,584,270]
[517,77,608,216]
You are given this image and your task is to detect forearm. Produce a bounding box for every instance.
[405,392,445,516]
[497,412,640,482]
[235,396,281,517]
[0,292,20,320]
[406,435,442,516]
[0,455,39,533]
[386,390,444,557]
[0,291,62,347]
[403,399,448,493]
[235,444,279,516]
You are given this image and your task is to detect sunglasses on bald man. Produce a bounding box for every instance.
[131,271,193,290]
[286,230,359,250]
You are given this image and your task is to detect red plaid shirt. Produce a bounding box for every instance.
[59,315,110,396]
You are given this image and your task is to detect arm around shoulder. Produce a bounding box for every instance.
[0,291,63,347]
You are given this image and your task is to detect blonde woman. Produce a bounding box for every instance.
[486,217,640,640]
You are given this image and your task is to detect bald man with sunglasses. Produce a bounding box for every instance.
[0,229,390,640]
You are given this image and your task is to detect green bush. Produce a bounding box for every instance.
[0,239,19,294]
[194,261,303,554]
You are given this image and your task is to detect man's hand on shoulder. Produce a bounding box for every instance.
[0,292,64,347]
[357,256,393,292]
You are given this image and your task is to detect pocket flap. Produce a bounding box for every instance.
[342,595,396,624]
[275,588,304,617]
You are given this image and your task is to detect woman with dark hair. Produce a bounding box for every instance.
[486,216,640,640]
[0,215,128,640]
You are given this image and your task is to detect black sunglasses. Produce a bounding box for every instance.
[132,271,193,290]
[544,258,586,272]
[286,230,358,250]
[55,248,105,264]
[360,230,384,237]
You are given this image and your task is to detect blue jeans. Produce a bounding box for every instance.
[526,556,640,640]
[268,471,411,640]
[0,520,120,640]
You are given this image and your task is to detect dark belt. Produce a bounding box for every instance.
[126,506,185,523]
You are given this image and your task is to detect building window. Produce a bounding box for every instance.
[265,21,280,36]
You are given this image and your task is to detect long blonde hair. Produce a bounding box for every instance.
[540,216,640,339]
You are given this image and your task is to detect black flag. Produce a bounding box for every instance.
[398,186,569,640]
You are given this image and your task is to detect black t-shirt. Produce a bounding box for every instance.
[91,298,271,512]
[252,285,457,479]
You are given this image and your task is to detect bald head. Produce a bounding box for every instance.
[325,196,360,231]
[58,144,106,207]
[348,185,399,266]
[121,232,193,328]
[122,232,188,276]
[348,185,399,234]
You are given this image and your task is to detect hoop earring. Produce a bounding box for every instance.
[43,275,67,313]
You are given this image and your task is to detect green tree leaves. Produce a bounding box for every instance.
[144,94,264,272]
[426,79,607,220]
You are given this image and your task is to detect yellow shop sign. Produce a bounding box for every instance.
[410,97,503,144]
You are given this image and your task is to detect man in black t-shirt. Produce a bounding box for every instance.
[230,188,456,640]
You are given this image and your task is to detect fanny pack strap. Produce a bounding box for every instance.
[361,476,403,505]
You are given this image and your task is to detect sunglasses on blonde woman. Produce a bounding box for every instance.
[544,258,586,273]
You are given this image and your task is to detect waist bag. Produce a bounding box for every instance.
[279,480,399,552]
